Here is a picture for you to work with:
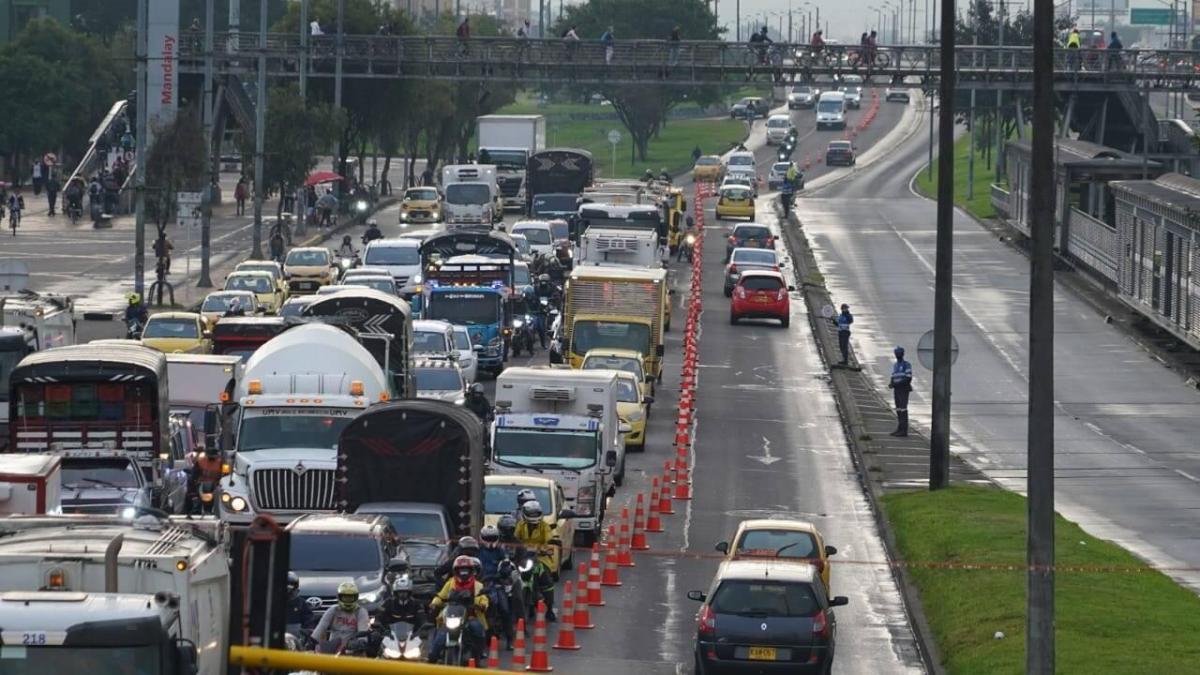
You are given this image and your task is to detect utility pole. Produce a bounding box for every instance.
[968,27,976,200]
[252,0,267,260]
[334,0,344,173]
[199,0,215,288]
[300,0,308,99]
[539,0,545,37]
[1027,0,1056,667]
[134,0,148,296]
[736,0,741,41]
[930,0,955,489]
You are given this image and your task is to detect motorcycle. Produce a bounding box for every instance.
[436,591,475,666]
[485,557,522,645]
[126,317,144,340]
[681,231,697,263]
[379,620,424,661]
[190,480,217,515]
[516,548,552,622]
[510,314,537,358]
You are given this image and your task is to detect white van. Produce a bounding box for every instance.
[765,114,794,145]
[816,91,847,130]
[362,238,424,296]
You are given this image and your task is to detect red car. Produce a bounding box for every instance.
[730,270,792,327]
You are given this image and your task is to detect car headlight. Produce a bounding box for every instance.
[404,646,422,659]
[355,200,369,212]
[454,397,466,406]
[411,273,422,284]
[513,318,524,328]
[575,486,595,515]
[399,211,409,220]
[120,506,136,520]
[359,590,379,605]
[384,646,402,659]
[228,496,248,512]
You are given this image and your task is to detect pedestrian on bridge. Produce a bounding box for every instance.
[1067,27,1081,70]
[1107,31,1123,71]
[669,25,682,67]
[600,26,615,65]
[456,17,471,56]
[834,304,854,365]
[888,346,913,437]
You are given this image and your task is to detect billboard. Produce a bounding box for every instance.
[145,1,179,147]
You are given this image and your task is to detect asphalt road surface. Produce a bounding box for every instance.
[798,106,1200,593]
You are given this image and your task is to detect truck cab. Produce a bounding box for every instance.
[477,114,546,213]
[441,164,500,227]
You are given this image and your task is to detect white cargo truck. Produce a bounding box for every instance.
[577,226,665,268]
[0,454,61,515]
[217,323,392,525]
[441,164,500,227]
[490,367,628,546]
[476,114,546,212]
[0,515,229,674]
[1,290,76,450]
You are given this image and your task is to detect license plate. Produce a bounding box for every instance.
[746,240,760,247]
[748,646,777,660]
[753,296,771,303]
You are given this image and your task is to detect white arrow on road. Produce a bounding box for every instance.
[748,436,782,465]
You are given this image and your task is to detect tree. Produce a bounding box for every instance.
[144,110,208,232]
[0,52,72,182]
[556,0,722,161]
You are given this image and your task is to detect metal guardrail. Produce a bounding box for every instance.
[990,184,1010,219]
[229,645,481,673]
[177,36,1200,90]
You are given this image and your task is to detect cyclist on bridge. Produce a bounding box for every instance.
[749,26,773,65]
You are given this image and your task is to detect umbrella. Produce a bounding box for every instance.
[305,170,343,186]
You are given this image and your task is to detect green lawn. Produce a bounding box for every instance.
[883,486,1200,675]
[915,132,1000,220]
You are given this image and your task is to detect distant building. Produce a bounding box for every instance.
[0,0,70,43]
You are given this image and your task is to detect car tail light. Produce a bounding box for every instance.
[777,288,787,301]
[698,604,717,638]
[734,286,747,299]
[728,235,736,244]
[812,609,830,640]
[749,199,755,207]
[766,236,775,247]
[728,264,738,275]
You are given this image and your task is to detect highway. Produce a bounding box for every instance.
[369,89,925,672]
[799,107,1200,592]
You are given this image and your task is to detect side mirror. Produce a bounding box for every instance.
[558,508,577,520]
[686,590,706,602]
[686,216,695,227]
[618,421,632,434]
[829,596,849,607]
[825,544,838,556]
[788,285,796,292]
[715,541,729,554]
[175,639,199,675]
[643,395,655,405]
[605,450,618,467]
[656,345,665,357]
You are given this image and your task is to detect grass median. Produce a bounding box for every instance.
[883,485,1200,674]
[914,133,999,220]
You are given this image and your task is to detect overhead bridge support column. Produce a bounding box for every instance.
[1061,94,1075,138]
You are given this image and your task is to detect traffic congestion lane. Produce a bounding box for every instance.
[798,117,1200,588]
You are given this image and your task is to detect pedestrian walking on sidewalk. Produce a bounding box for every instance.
[45,174,60,216]
[8,191,24,233]
[835,304,853,365]
[234,177,248,216]
[888,346,913,437]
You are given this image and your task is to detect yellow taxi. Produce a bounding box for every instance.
[399,186,442,225]
[580,348,652,397]
[692,155,724,182]
[715,519,839,592]
[223,271,284,314]
[715,184,756,221]
[199,290,260,325]
[234,260,287,298]
[613,371,653,451]
[283,247,336,295]
[483,475,576,573]
[140,312,212,354]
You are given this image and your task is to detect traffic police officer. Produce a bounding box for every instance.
[835,304,853,365]
[888,346,913,437]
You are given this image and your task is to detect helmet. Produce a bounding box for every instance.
[516,488,536,507]
[894,346,905,358]
[391,573,413,601]
[453,555,475,581]
[538,273,551,284]
[469,382,485,396]
[480,524,500,544]
[336,581,359,611]
[521,500,544,523]
[457,536,479,554]
[760,26,768,33]
[498,514,517,539]
[342,234,352,244]
[287,571,300,597]
[127,293,142,305]
[841,303,849,311]
[367,218,379,227]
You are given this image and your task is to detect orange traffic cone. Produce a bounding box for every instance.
[574,565,595,629]
[587,543,605,606]
[512,618,527,670]
[527,600,554,671]
[674,464,693,500]
[646,479,664,533]
[631,493,650,550]
[617,507,635,567]
[658,462,675,515]
[488,635,501,669]
[553,581,581,650]
[601,526,622,586]
[468,658,477,667]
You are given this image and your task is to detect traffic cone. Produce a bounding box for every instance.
[488,636,501,668]
[631,493,650,550]
[469,658,477,667]
[574,566,595,629]
[587,544,605,606]
[676,440,689,470]
[553,581,581,650]
[646,479,664,532]
[658,463,675,515]
[512,620,527,670]
[674,464,693,500]
[601,526,622,586]
[527,600,554,671]
[617,507,635,567]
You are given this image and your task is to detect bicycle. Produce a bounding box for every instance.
[742,44,785,68]
[848,48,891,69]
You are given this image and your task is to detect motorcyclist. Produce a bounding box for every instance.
[224,297,246,318]
[534,274,560,307]
[514,500,557,621]
[477,525,515,647]
[464,383,491,424]
[338,234,357,259]
[376,573,426,629]
[641,168,655,182]
[428,556,489,664]
[188,446,223,514]
[510,488,538,523]
[286,571,315,631]
[436,536,481,581]
[362,218,383,244]
[311,581,370,651]
[658,167,671,183]
[64,178,84,217]
[124,293,148,333]
[269,228,286,262]
[497,514,520,547]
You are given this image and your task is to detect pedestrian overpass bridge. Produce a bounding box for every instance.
[177,35,1200,92]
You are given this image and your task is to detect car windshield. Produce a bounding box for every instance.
[615,379,639,403]
[711,580,819,617]
[286,250,329,266]
[732,250,778,266]
[61,457,139,489]
[280,300,311,317]
[477,149,526,170]
[365,246,420,265]
[360,511,446,539]
[238,412,354,451]
[290,534,381,573]
[452,330,472,350]
[239,264,279,279]
[202,294,242,311]
[735,226,771,240]
[737,98,754,105]
[696,157,720,166]
[513,265,531,286]
[143,318,199,339]
[532,195,577,214]
[772,163,792,174]
[767,118,790,128]
[514,228,552,245]
[737,529,818,558]
[445,183,491,205]
[572,321,652,356]
[817,100,842,114]
[483,484,552,514]
[345,278,396,294]
[493,428,598,469]
[728,155,754,167]
[413,331,450,353]
[406,188,439,201]
[582,355,643,379]
[792,86,811,94]
[426,293,501,326]
[741,275,785,291]
[416,368,462,392]
[226,276,272,293]
[548,221,569,241]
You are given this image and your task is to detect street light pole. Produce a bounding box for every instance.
[930,0,955,490]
